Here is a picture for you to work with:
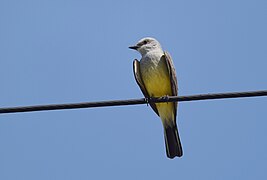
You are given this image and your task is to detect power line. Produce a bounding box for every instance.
[0,90,267,114]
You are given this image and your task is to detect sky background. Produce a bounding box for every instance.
[0,0,267,179]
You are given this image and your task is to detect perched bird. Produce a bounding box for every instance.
[129,37,183,158]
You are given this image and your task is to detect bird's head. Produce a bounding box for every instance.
[129,37,162,56]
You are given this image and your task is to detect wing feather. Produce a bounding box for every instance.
[133,59,159,116]
[162,51,178,118]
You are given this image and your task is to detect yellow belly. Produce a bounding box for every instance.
[141,62,174,123]
[141,62,172,97]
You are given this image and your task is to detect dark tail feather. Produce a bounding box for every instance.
[164,124,183,158]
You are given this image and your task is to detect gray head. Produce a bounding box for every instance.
[129,37,162,56]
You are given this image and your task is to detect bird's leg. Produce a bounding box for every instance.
[162,95,170,104]
[145,97,150,106]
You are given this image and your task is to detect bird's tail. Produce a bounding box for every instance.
[164,123,183,158]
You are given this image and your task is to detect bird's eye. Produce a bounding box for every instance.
[143,40,148,45]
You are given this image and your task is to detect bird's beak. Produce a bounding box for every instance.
[129,45,139,50]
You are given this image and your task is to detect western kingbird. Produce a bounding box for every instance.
[129,37,183,158]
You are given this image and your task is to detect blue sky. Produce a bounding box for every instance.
[0,0,267,179]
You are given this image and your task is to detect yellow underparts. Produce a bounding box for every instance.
[141,63,175,126]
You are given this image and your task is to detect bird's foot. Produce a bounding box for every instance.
[145,97,150,106]
[161,95,170,104]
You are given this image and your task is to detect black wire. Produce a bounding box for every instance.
[0,90,267,114]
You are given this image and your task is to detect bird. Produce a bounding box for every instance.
[129,37,183,158]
